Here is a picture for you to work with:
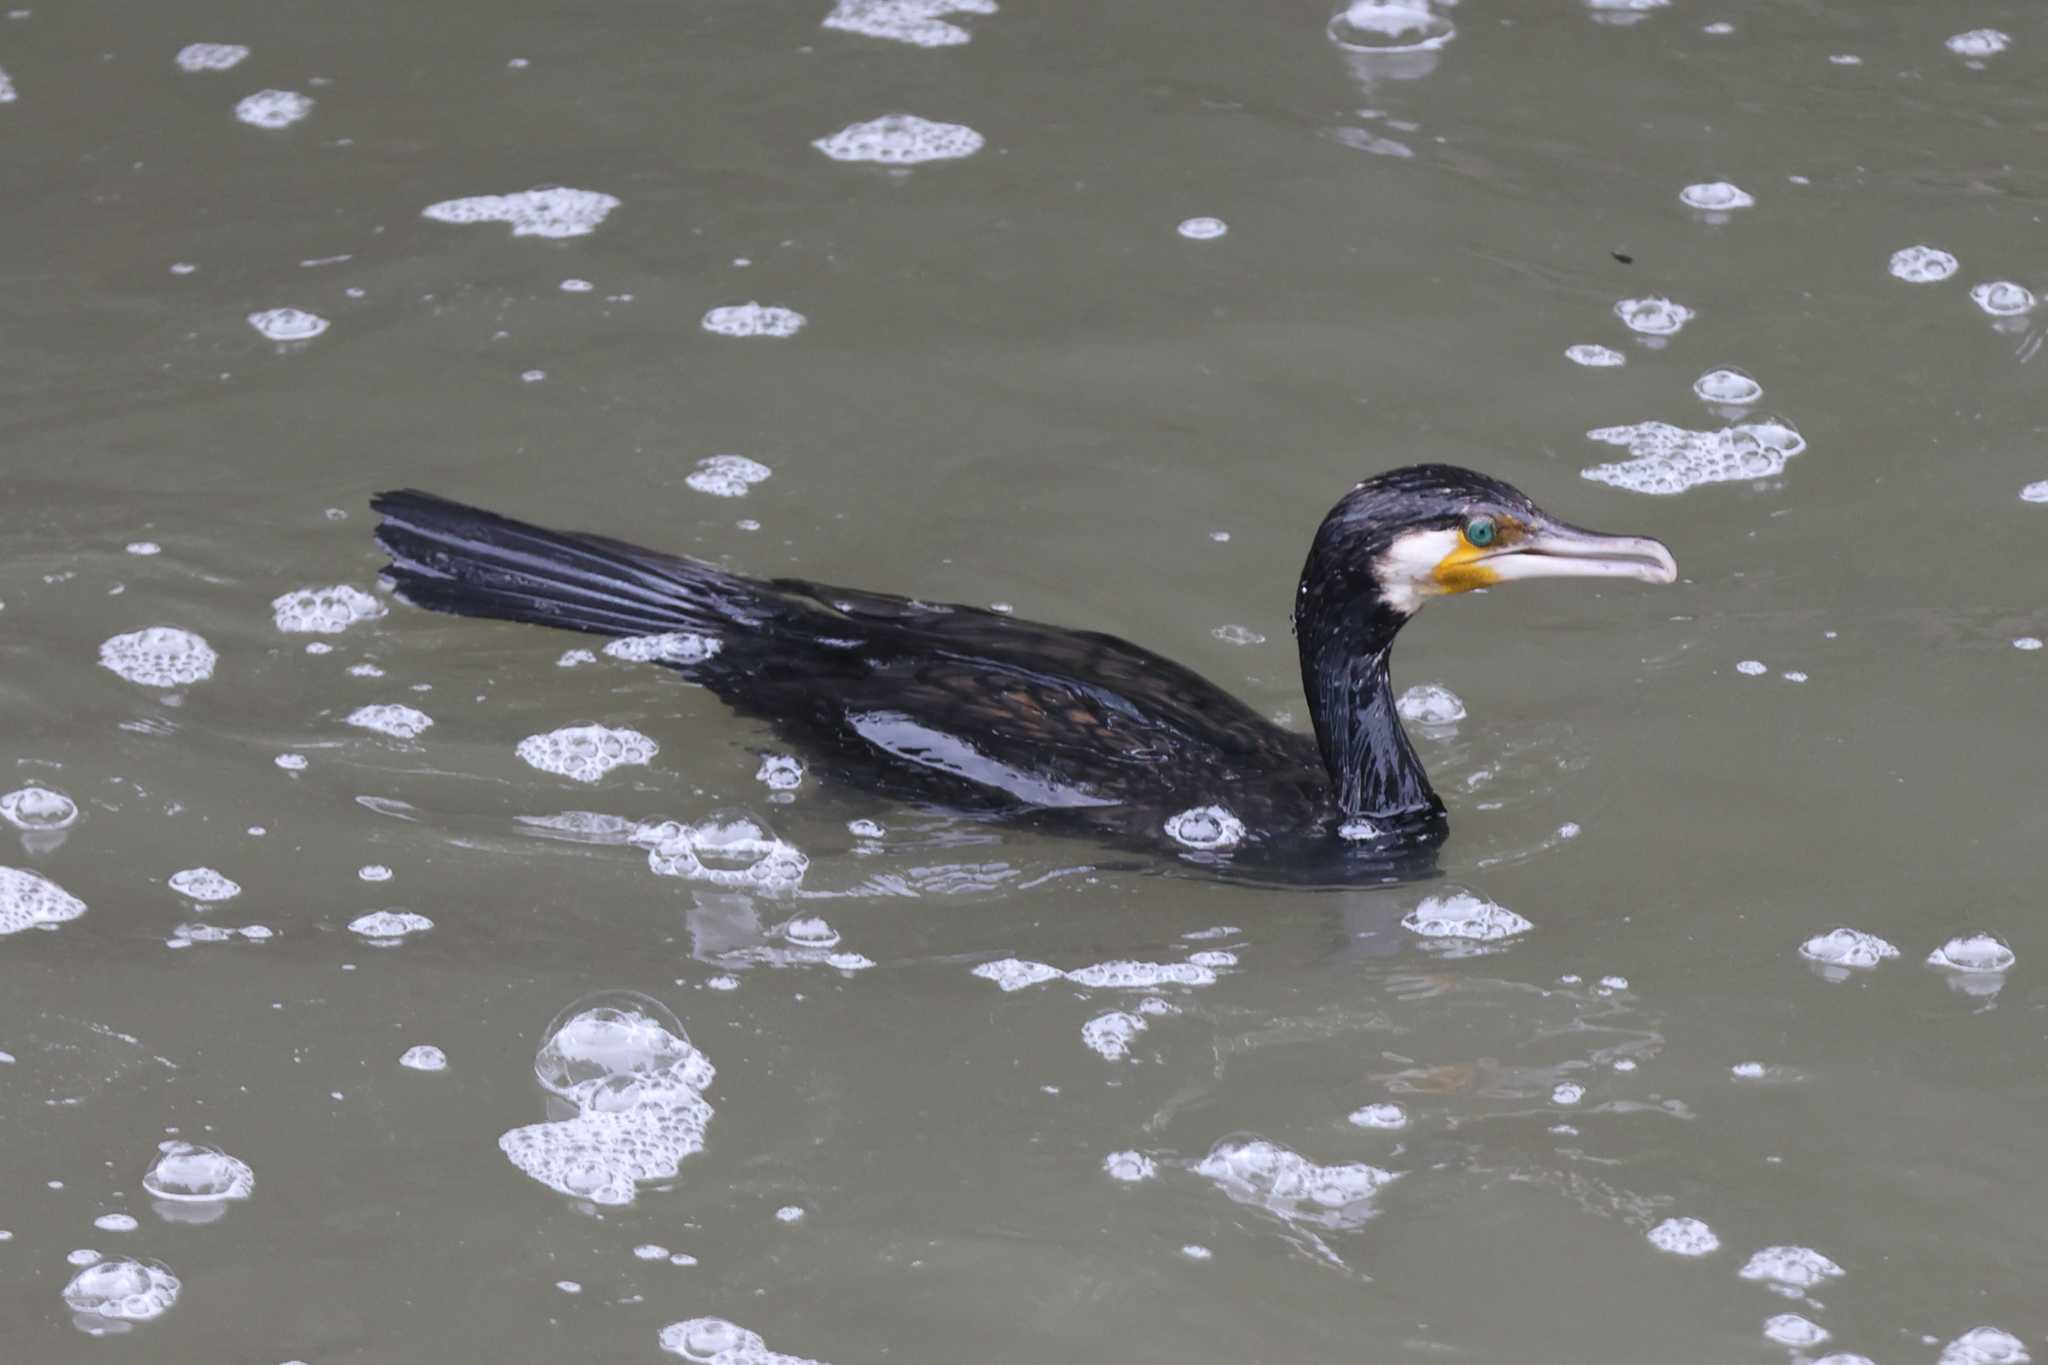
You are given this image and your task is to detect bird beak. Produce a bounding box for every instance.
[1485,520,1678,586]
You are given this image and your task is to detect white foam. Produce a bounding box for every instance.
[247,308,328,342]
[1,785,78,830]
[399,1044,447,1071]
[1736,659,1767,676]
[235,89,311,128]
[143,1140,253,1201]
[813,113,984,164]
[1065,960,1218,988]
[99,627,217,687]
[1401,892,1532,941]
[272,585,384,633]
[1565,343,1626,367]
[1799,927,1898,970]
[1647,1217,1720,1256]
[1580,418,1807,494]
[1164,804,1245,850]
[971,958,1063,991]
[175,42,248,72]
[0,866,87,935]
[822,0,995,48]
[755,754,804,791]
[686,454,772,497]
[345,703,432,739]
[604,632,722,664]
[1103,1150,1157,1182]
[701,303,806,338]
[1829,52,1861,65]
[632,813,808,892]
[1552,1081,1585,1105]
[1679,181,1753,211]
[168,868,239,903]
[1738,1244,1843,1289]
[517,725,657,783]
[165,922,270,947]
[347,909,433,942]
[1940,1327,2030,1364]
[62,1258,180,1322]
[1732,1061,1766,1079]
[1926,933,2014,974]
[359,864,392,882]
[1693,368,1762,404]
[93,1213,138,1232]
[1177,216,1228,240]
[274,753,307,771]
[1327,2,1455,52]
[1396,682,1465,725]
[558,648,597,667]
[1348,1102,1407,1130]
[1211,624,1264,645]
[1762,1314,1829,1347]
[1889,245,1958,283]
[1081,1011,1147,1061]
[422,187,620,239]
[847,818,885,839]
[2017,638,2044,652]
[1970,282,2036,317]
[1613,296,1694,336]
[125,541,161,556]
[504,996,717,1207]
[1194,1137,1398,1230]
[1946,29,2010,59]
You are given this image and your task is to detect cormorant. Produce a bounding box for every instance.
[371,466,1674,884]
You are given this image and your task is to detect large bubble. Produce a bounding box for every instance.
[142,1140,254,1202]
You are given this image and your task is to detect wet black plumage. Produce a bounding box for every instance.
[371,467,1671,884]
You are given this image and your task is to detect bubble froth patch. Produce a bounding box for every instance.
[168,868,239,902]
[0,866,87,934]
[1946,29,2010,59]
[686,454,772,498]
[1081,1011,1146,1060]
[517,725,657,782]
[346,703,433,739]
[1889,245,1958,283]
[1679,181,1753,211]
[502,993,717,1208]
[348,909,433,942]
[62,1258,180,1322]
[99,627,216,687]
[1647,1217,1720,1256]
[1,786,78,830]
[1614,296,1694,336]
[701,303,807,338]
[1165,804,1244,850]
[1799,927,1897,970]
[1326,2,1455,52]
[1580,418,1806,495]
[1940,1327,2030,1364]
[423,187,621,238]
[1971,282,2036,317]
[1693,368,1762,405]
[631,812,808,892]
[1397,682,1465,725]
[176,43,248,72]
[273,585,384,633]
[1925,933,2014,974]
[1763,1314,1829,1347]
[1401,892,1532,942]
[235,89,311,129]
[971,957,1221,991]
[399,1044,447,1071]
[1566,343,1625,367]
[822,0,995,48]
[813,113,983,163]
[143,1141,253,1202]
[247,308,327,342]
[1104,1150,1157,1182]
[1739,1244,1842,1290]
[1195,1136,1398,1230]
[604,632,722,664]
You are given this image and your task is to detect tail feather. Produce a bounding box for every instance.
[371,490,752,641]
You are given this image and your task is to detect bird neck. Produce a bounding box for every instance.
[1294,581,1439,823]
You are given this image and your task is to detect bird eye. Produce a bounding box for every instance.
[1463,516,1497,548]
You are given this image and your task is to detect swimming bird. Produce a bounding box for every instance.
[371,466,1674,883]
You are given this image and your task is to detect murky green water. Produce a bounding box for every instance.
[5,1,2046,1360]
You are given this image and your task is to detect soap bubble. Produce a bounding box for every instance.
[0,785,78,830]
[142,1140,253,1202]
[1401,891,1532,941]
[1970,281,2036,317]
[632,811,808,891]
[62,1257,180,1322]
[1679,181,1754,211]
[1799,927,1898,971]
[1693,368,1762,404]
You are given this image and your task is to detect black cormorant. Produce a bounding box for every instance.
[371,466,1674,883]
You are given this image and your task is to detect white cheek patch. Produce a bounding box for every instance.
[1374,528,1463,614]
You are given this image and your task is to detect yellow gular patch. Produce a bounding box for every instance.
[1429,518,1523,594]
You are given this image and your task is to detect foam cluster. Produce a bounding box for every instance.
[175,43,249,72]
[1679,181,1753,210]
[422,187,621,238]
[1613,296,1693,336]
[1647,1217,1720,1256]
[166,922,272,948]
[1970,282,2036,317]
[605,632,722,664]
[659,1316,827,1363]
[686,454,773,497]
[971,956,1223,990]
[1326,2,1456,52]
[235,89,312,129]
[272,584,384,633]
[755,755,804,790]
[1738,1244,1842,1290]
[345,703,433,739]
[1,786,78,830]
[812,114,984,164]
[348,909,433,942]
[500,996,717,1207]
[62,1258,180,1323]
[1164,804,1245,850]
[1889,245,1958,283]
[632,813,808,891]
[1693,368,1762,404]
[1194,1136,1397,1230]
[822,0,995,48]
[1401,892,1532,942]
[1579,418,1807,494]
[1565,343,1625,367]
[0,866,87,935]
[1798,926,1897,970]
[143,1140,254,1201]
[1081,1011,1146,1060]
[247,308,327,341]
[98,627,217,687]
[168,867,240,902]
[701,303,807,338]
[1396,682,1465,725]
[517,725,657,783]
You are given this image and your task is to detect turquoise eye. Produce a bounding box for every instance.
[1464,516,1497,548]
